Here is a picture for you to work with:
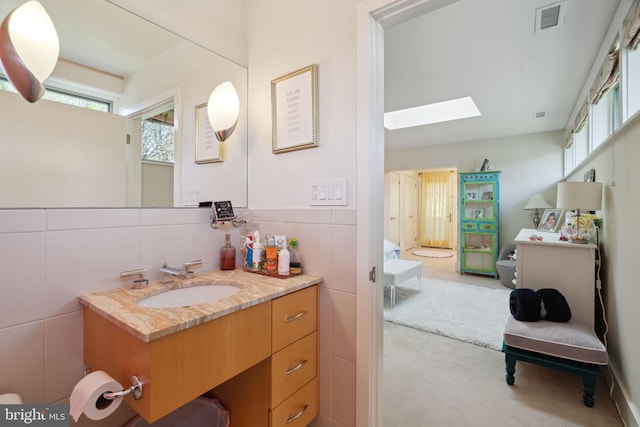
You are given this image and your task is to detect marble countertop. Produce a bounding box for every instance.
[78,269,322,342]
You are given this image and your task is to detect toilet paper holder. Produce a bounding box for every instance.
[102,375,144,401]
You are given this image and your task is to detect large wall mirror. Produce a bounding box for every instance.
[0,0,247,208]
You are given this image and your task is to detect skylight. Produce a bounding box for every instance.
[384,96,481,130]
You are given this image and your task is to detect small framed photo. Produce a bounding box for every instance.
[481,191,493,200]
[538,209,564,232]
[466,190,478,200]
[473,209,484,219]
[271,64,318,154]
[195,102,223,164]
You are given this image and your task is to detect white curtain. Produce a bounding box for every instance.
[419,171,450,247]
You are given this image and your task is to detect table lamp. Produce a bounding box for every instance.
[556,182,603,243]
[523,193,551,228]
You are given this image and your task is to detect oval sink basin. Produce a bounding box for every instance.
[138,285,240,308]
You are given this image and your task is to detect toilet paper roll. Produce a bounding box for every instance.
[69,371,123,422]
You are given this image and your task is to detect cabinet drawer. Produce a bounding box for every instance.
[479,223,496,231]
[270,378,318,427]
[271,332,317,407]
[462,222,477,230]
[272,285,317,352]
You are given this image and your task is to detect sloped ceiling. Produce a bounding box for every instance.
[384,0,621,150]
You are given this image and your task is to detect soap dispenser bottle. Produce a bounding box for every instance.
[220,233,236,270]
[278,240,290,276]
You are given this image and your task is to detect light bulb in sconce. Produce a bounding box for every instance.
[0,1,60,103]
[207,81,240,142]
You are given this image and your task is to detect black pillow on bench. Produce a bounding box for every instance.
[537,288,572,322]
[509,288,541,321]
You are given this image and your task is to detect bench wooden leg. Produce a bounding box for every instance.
[502,343,603,407]
[582,374,596,407]
[505,353,516,385]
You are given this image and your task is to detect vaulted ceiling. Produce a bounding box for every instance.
[384,0,621,151]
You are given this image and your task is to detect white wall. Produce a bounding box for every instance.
[385,131,565,248]
[0,91,128,208]
[565,116,640,426]
[247,0,359,209]
[246,0,360,425]
[119,40,248,208]
[106,0,248,68]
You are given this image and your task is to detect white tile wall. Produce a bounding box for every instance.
[252,208,357,427]
[0,207,357,427]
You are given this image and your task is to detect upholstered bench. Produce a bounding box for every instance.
[383,259,422,306]
[502,316,608,407]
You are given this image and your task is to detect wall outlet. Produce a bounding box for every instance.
[310,179,347,205]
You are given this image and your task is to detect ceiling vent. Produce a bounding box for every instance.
[534,111,546,119]
[535,1,566,32]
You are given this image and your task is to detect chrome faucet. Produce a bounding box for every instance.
[120,268,149,289]
[160,263,187,283]
[160,259,202,283]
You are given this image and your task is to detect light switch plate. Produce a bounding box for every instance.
[183,188,200,207]
[310,179,347,205]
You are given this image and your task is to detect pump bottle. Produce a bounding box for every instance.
[278,240,290,276]
[220,233,236,270]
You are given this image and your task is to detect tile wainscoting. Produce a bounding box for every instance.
[0,207,356,427]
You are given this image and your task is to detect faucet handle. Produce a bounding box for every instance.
[183,259,203,273]
[120,268,149,289]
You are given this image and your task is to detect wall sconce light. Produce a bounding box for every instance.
[556,181,603,243]
[207,81,240,142]
[523,192,551,228]
[0,1,59,103]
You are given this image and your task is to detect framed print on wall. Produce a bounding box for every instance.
[271,64,318,154]
[195,102,223,164]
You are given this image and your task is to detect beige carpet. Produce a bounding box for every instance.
[383,322,622,426]
[384,249,622,426]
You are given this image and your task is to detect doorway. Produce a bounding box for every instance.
[417,169,456,250]
[385,168,457,253]
[127,96,178,208]
[355,1,461,425]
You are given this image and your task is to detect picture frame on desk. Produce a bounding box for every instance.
[537,209,564,232]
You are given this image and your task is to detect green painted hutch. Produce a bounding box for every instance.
[459,171,501,278]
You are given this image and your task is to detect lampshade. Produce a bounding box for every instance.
[556,182,603,211]
[0,1,59,103]
[523,193,551,210]
[207,81,240,142]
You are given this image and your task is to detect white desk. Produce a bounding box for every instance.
[514,228,597,328]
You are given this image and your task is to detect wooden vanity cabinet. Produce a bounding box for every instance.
[83,284,319,426]
[83,301,272,423]
[269,285,319,426]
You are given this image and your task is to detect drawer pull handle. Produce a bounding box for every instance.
[285,311,307,323]
[286,404,309,424]
[285,359,308,375]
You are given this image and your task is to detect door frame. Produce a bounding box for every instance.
[356,1,459,425]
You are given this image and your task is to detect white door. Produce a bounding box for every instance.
[387,172,400,245]
[403,174,418,249]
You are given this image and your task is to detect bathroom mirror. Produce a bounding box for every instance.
[0,0,247,208]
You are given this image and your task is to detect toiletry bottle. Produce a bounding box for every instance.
[278,239,290,276]
[252,231,263,271]
[220,233,236,270]
[265,237,278,273]
[245,236,253,269]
